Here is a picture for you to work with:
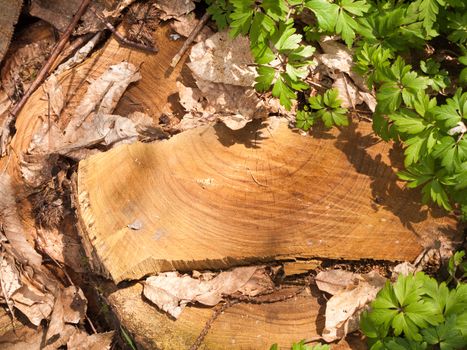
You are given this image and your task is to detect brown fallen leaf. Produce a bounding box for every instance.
[43,75,64,117]
[143,266,274,319]
[315,269,358,295]
[188,31,256,87]
[67,330,115,350]
[29,0,106,35]
[153,0,195,20]
[181,31,267,130]
[11,282,55,326]
[0,174,42,267]
[170,12,213,41]
[317,38,376,112]
[46,286,87,341]
[65,62,142,137]
[316,270,386,342]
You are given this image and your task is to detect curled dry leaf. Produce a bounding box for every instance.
[316,270,386,342]
[67,330,115,350]
[11,281,55,326]
[65,62,141,136]
[143,266,274,319]
[53,32,103,77]
[153,0,195,20]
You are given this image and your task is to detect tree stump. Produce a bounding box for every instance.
[76,119,456,283]
[3,22,459,350]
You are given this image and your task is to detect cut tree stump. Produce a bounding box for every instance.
[76,118,457,283]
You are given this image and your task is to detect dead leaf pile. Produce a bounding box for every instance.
[143,266,274,318]
[21,61,166,189]
[315,269,386,342]
[178,31,268,131]
[0,173,113,348]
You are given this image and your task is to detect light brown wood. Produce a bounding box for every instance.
[108,282,328,350]
[76,118,457,283]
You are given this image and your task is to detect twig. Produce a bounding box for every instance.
[189,300,237,350]
[8,0,92,120]
[90,9,158,53]
[171,12,210,68]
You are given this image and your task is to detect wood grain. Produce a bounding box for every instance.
[108,283,329,350]
[77,118,457,283]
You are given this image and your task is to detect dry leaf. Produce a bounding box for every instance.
[0,174,42,267]
[67,331,115,350]
[0,323,46,350]
[317,270,386,342]
[43,75,64,116]
[12,282,55,326]
[182,32,266,130]
[53,32,102,76]
[46,286,87,341]
[153,0,195,20]
[315,269,358,295]
[188,31,257,87]
[65,62,141,136]
[29,0,105,35]
[332,74,363,109]
[143,266,273,319]
[170,13,213,41]
[0,254,21,300]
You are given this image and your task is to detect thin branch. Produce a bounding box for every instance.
[171,12,210,68]
[189,300,237,350]
[8,0,92,119]
[89,7,157,53]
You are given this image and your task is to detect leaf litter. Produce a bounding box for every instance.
[315,269,386,342]
[143,266,274,319]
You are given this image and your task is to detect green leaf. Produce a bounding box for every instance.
[229,0,255,37]
[261,0,288,21]
[255,66,276,92]
[304,0,339,32]
[272,74,296,110]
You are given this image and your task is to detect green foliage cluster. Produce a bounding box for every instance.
[447,250,467,285]
[206,0,467,218]
[360,272,467,349]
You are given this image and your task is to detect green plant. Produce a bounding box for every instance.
[270,340,330,350]
[205,0,467,219]
[296,88,349,130]
[360,272,467,349]
[447,250,467,285]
